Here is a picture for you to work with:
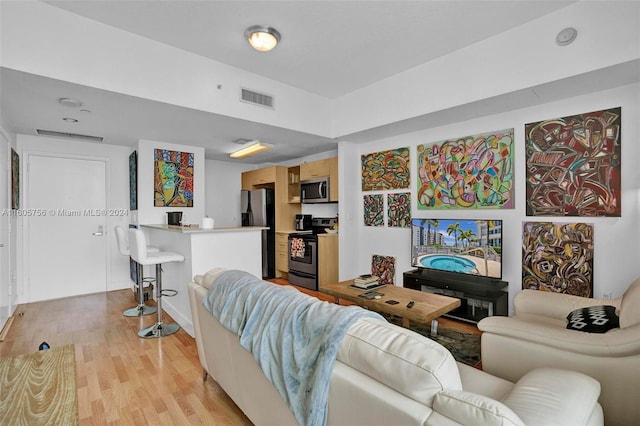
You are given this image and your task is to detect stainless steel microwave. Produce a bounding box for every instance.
[301,177,330,203]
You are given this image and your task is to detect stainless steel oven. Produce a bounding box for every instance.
[288,217,337,291]
[288,233,318,290]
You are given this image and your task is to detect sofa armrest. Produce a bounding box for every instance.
[502,368,601,426]
[514,289,621,320]
[478,315,640,357]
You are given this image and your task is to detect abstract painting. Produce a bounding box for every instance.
[371,254,396,286]
[525,107,621,217]
[361,147,410,191]
[11,148,19,209]
[153,149,194,207]
[522,221,594,297]
[417,129,514,209]
[387,192,411,227]
[129,151,137,211]
[363,194,384,226]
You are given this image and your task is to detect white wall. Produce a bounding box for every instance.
[204,159,254,228]
[339,83,640,310]
[15,134,132,296]
[135,139,205,226]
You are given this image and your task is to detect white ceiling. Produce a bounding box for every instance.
[1,0,601,163]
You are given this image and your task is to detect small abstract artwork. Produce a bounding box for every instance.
[522,221,594,297]
[129,151,137,211]
[361,147,410,191]
[153,149,194,207]
[417,129,514,210]
[11,148,19,209]
[525,107,621,217]
[363,194,384,227]
[372,254,396,286]
[387,192,411,227]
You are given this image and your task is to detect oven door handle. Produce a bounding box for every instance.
[288,270,315,279]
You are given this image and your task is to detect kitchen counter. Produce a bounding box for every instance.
[140,224,266,336]
[143,224,268,233]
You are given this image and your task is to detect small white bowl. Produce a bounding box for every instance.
[325,228,338,234]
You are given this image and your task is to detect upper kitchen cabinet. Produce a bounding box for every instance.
[241,166,277,190]
[300,157,339,202]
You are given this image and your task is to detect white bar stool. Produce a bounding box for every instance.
[129,228,185,338]
[114,226,159,317]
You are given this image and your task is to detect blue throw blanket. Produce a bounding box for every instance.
[202,270,383,426]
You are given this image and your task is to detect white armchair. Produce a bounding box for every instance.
[478,278,640,426]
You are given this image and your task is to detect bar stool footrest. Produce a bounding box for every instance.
[160,289,178,297]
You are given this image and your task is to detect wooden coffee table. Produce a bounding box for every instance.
[319,280,461,328]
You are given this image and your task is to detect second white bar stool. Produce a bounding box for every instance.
[129,228,185,338]
[114,226,159,317]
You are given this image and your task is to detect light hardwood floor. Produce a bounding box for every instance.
[0,281,479,425]
[0,289,252,425]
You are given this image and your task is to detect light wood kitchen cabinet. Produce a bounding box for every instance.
[318,234,339,287]
[276,232,290,277]
[300,157,339,202]
[241,166,277,190]
[287,166,300,203]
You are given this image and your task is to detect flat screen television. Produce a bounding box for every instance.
[411,218,503,280]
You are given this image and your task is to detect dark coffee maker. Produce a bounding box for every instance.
[295,214,312,231]
[167,211,183,226]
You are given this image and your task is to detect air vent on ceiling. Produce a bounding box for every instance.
[240,88,274,109]
[36,129,104,142]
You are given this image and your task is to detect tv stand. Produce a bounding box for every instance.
[403,269,508,323]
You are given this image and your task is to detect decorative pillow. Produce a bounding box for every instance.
[566,305,619,333]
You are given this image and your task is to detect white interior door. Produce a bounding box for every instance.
[26,154,107,302]
[0,135,10,328]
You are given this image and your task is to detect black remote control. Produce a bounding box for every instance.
[407,301,415,308]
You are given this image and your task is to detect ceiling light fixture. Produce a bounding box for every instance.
[230,140,273,159]
[245,25,281,52]
[556,27,577,46]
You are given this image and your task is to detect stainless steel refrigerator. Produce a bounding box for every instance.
[241,189,275,278]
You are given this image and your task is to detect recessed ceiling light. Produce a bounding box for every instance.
[556,27,577,46]
[58,98,83,108]
[63,117,78,122]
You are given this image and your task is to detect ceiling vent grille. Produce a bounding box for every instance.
[36,129,104,142]
[240,88,274,109]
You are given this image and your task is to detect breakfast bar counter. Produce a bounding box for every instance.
[140,224,267,336]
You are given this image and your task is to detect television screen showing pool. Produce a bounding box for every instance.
[411,218,503,279]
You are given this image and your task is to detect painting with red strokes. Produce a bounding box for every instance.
[525,107,621,217]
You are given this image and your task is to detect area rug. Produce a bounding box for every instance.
[385,316,481,367]
[0,344,78,425]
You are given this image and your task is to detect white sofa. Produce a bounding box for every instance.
[478,278,640,426]
[188,268,604,426]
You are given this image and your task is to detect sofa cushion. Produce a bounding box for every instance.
[620,277,640,328]
[337,317,462,406]
[566,305,619,333]
[432,390,524,426]
[194,268,228,290]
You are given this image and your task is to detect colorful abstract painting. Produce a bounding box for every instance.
[361,147,410,191]
[372,254,396,286]
[129,151,137,211]
[11,148,19,209]
[363,194,384,226]
[417,129,514,210]
[153,149,194,207]
[525,107,621,217]
[522,221,594,297]
[387,192,411,227]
